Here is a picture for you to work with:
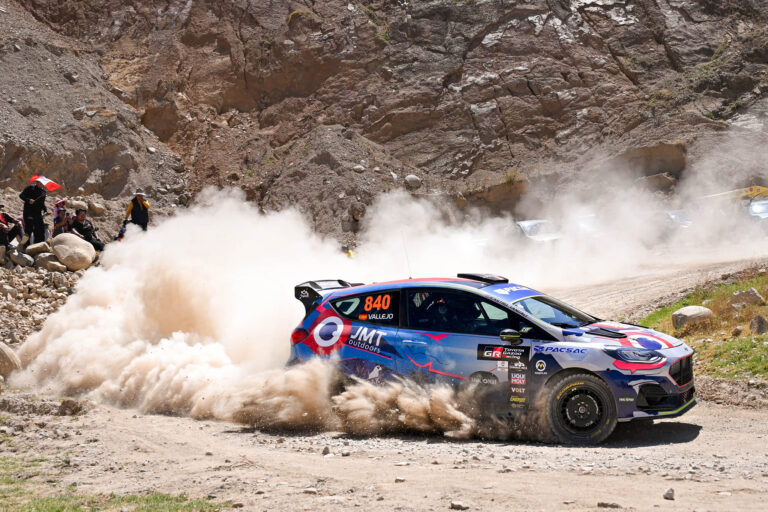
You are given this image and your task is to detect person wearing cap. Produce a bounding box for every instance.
[19,178,47,246]
[0,204,22,249]
[71,208,104,251]
[124,188,150,231]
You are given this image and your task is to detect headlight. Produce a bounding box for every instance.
[605,347,665,364]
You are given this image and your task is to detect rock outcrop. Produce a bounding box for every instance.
[6,0,768,237]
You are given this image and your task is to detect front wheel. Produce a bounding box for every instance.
[545,373,617,445]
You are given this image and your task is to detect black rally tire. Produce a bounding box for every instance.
[545,372,617,445]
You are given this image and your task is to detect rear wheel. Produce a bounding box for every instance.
[545,373,617,445]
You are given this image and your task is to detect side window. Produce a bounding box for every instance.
[508,309,556,341]
[332,291,399,327]
[406,289,510,336]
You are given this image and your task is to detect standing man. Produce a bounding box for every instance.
[125,187,150,231]
[19,177,47,246]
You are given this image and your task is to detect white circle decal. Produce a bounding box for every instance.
[314,317,344,347]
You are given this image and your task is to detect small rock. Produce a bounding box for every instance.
[750,315,768,335]
[0,342,22,378]
[63,71,79,83]
[9,249,34,267]
[341,450,351,457]
[58,398,83,416]
[404,174,422,191]
[728,288,765,306]
[597,503,621,509]
[303,487,318,495]
[352,164,366,173]
[394,461,409,466]
[450,502,469,510]
[671,306,713,330]
[25,242,50,256]
[205,451,213,456]
[88,201,106,216]
[147,146,157,154]
[732,325,744,337]
[395,477,405,483]
[322,446,330,456]
[232,504,244,509]
[663,488,675,500]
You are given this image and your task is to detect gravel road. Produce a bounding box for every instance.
[2,256,768,511]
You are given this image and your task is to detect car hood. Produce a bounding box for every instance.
[560,321,684,349]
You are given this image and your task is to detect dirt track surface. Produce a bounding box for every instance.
[3,256,768,511]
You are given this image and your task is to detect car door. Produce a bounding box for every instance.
[397,288,555,406]
[330,290,401,384]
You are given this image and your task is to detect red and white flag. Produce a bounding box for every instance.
[28,175,62,192]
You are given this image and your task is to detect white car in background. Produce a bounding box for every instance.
[515,219,562,243]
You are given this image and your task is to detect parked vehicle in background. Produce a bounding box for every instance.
[515,219,561,244]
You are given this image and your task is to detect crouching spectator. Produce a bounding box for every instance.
[70,208,104,251]
[0,204,22,249]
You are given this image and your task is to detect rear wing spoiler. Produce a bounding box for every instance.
[294,279,363,315]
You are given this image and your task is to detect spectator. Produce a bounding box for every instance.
[125,188,150,231]
[70,208,104,251]
[18,177,47,246]
[0,204,22,250]
[52,205,71,237]
[53,199,67,220]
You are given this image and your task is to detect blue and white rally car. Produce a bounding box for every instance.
[290,274,696,444]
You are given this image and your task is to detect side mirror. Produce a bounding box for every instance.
[500,329,522,345]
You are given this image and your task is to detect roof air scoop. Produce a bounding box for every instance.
[457,273,509,284]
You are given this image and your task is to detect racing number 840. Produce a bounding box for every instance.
[364,294,391,311]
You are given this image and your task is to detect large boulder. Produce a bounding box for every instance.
[672,305,714,330]
[728,288,765,306]
[0,342,21,378]
[88,200,106,216]
[25,241,51,256]
[9,249,34,267]
[51,233,96,271]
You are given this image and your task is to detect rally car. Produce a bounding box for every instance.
[290,274,696,444]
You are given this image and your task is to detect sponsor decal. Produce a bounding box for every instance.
[510,373,526,385]
[345,325,398,359]
[469,371,499,386]
[535,360,547,372]
[305,314,351,355]
[556,382,585,400]
[478,345,529,361]
[494,286,529,296]
[510,387,525,394]
[509,397,526,403]
[534,345,587,354]
[314,317,345,348]
[358,314,368,320]
[618,396,634,403]
[299,289,309,299]
[497,360,509,370]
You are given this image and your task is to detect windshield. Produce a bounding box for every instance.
[521,221,559,236]
[750,201,768,214]
[512,295,596,328]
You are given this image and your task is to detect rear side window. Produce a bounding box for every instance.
[405,289,509,336]
[332,291,399,326]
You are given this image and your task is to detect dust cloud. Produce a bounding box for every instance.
[8,137,768,438]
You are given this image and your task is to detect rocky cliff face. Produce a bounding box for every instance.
[7,0,768,236]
